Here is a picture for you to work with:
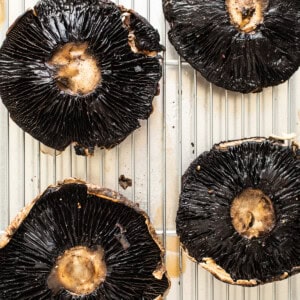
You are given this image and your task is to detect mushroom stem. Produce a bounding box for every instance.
[230,188,275,239]
[47,246,106,296]
[48,42,101,95]
[225,0,269,33]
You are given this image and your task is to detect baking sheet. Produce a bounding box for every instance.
[0,0,300,299]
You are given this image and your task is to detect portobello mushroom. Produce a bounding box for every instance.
[0,0,164,155]
[0,179,170,299]
[163,0,300,93]
[177,137,300,286]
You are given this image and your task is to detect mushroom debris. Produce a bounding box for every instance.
[0,179,170,299]
[177,137,300,286]
[0,0,164,155]
[163,0,300,93]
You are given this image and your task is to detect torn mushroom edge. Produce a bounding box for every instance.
[0,177,170,298]
[180,135,300,286]
[118,5,164,57]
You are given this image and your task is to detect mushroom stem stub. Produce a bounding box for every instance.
[48,42,101,95]
[225,0,269,33]
[230,188,275,239]
[47,246,106,296]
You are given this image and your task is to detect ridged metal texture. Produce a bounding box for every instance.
[0,0,299,299]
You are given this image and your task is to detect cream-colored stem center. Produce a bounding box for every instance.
[47,246,106,295]
[48,42,101,95]
[230,188,275,239]
[225,0,269,33]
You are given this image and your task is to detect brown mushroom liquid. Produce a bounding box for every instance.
[47,246,106,295]
[48,42,101,95]
[230,188,275,239]
[225,0,269,33]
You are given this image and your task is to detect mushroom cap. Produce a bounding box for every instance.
[176,138,300,286]
[163,0,300,93]
[0,179,170,299]
[0,0,163,153]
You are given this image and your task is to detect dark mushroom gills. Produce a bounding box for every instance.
[163,0,300,93]
[0,0,164,155]
[0,179,170,299]
[176,138,300,286]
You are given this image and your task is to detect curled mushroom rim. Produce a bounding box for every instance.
[180,243,297,286]
[0,177,167,256]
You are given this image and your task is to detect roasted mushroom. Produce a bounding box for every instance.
[0,179,169,299]
[163,0,300,93]
[0,0,164,155]
[177,137,300,286]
